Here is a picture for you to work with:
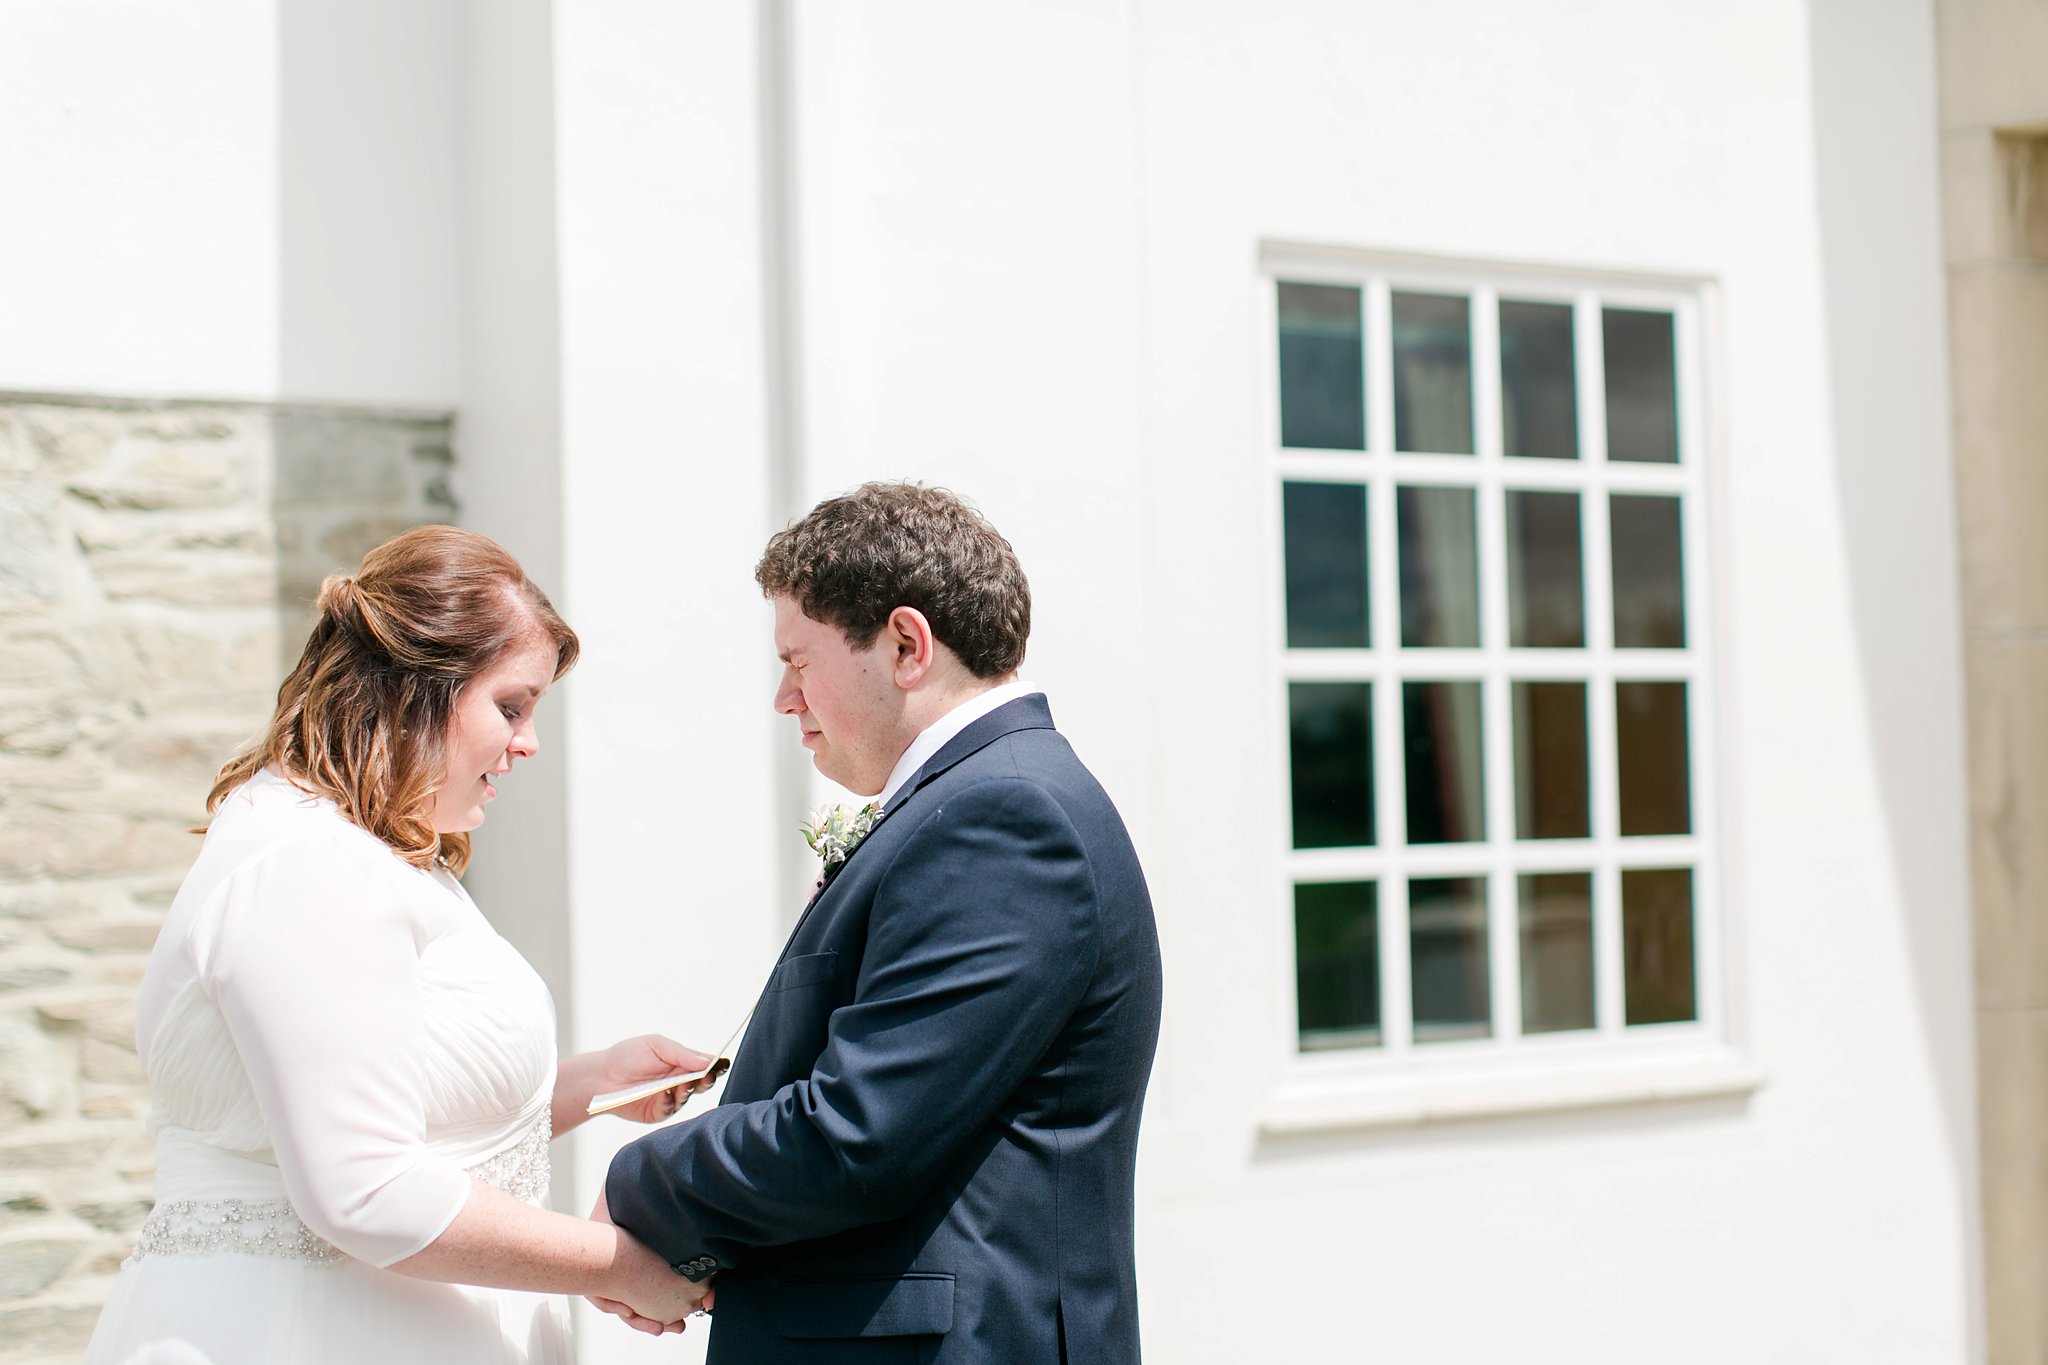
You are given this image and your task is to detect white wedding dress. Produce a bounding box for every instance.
[85,769,570,1365]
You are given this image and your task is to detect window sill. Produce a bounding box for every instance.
[1258,1053,1764,1136]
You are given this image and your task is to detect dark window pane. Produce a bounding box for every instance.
[1283,482,1369,648]
[1397,486,1479,647]
[1617,681,1690,836]
[1290,682,1374,848]
[1519,872,1595,1034]
[1512,682,1589,839]
[1506,490,1585,648]
[1278,282,1365,450]
[1296,881,1380,1050]
[1610,494,1686,649]
[1403,681,1484,844]
[1410,876,1490,1041]
[1393,291,1474,455]
[1603,307,1679,463]
[1500,300,1578,460]
[1623,867,1696,1024]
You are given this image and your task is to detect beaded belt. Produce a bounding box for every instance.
[126,1111,553,1266]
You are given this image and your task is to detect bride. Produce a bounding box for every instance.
[85,526,709,1364]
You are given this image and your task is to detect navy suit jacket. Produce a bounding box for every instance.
[606,695,1163,1362]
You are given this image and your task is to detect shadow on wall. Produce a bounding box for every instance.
[1806,0,1979,1346]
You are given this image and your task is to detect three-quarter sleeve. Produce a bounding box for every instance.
[200,830,474,1267]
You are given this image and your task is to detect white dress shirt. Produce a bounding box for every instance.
[877,679,1043,811]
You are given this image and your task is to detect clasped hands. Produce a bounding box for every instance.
[564,1034,722,1335]
[589,1186,712,1335]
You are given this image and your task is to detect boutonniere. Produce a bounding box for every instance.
[801,802,883,875]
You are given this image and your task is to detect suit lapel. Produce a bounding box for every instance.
[790,695,1055,929]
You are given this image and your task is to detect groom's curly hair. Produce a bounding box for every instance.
[756,482,1030,678]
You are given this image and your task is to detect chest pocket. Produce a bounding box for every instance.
[767,950,841,993]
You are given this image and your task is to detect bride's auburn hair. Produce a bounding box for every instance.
[207,525,579,875]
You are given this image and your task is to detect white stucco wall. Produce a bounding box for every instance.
[0,0,463,405]
[0,1,1978,1362]
[541,2,1974,1362]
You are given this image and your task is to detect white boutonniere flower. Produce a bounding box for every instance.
[801,802,883,873]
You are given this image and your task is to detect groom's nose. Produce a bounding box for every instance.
[774,667,803,715]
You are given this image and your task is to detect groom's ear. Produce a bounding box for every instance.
[884,606,936,689]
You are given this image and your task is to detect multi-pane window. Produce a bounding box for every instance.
[1270,258,1714,1068]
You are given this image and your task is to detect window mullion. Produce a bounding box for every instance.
[1364,280,1413,1057]
[1474,318,1519,1043]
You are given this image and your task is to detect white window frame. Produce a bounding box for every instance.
[1258,242,1757,1133]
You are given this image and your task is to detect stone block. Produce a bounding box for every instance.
[0,1022,61,1122]
[0,494,62,605]
[25,409,118,476]
[77,1090,146,1122]
[109,1136,155,1185]
[273,412,419,504]
[2001,130,2048,263]
[128,412,238,444]
[0,805,193,882]
[0,966,70,994]
[30,997,130,1031]
[322,513,428,563]
[0,886,120,924]
[0,1131,110,1175]
[1948,265,2048,634]
[65,421,251,513]
[103,725,258,791]
[81,1014,137,1050]
[0,809,124,882]
[89,553,279,609]
[0,1295,102,1352]
[0,752,106,803]
[120,881,181,916]
[0,631,80,691]
[1937,0,2048,131]
[47,918,160,956]
[0,412,31,474]
[78,1039,142,1087]
[0,1236,86,1299]
[1980,1006,2048,1363]
[0,1183,51,1222]
[67,1192,150,1235]
[74,511,273,561]
[0,701,131,761]
[1942,129,2001,264]
[115,622,233,693]
[81,1241,132,1276]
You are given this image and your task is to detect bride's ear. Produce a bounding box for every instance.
[885,606,936,688]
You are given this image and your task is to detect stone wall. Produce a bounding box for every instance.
[1936,0,2048,1359]
[0,393,453,1362]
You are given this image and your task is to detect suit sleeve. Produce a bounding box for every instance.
[606,775,1097,1274]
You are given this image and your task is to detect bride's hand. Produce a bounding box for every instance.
[557,1034,719,1131]
[588,1195,713,1334]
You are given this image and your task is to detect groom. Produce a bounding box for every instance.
[604,482,1163,1361]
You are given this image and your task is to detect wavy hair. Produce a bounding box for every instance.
[755,482,1030,678]
[208,525,578,874]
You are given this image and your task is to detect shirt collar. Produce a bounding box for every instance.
[877,679,1042,810]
